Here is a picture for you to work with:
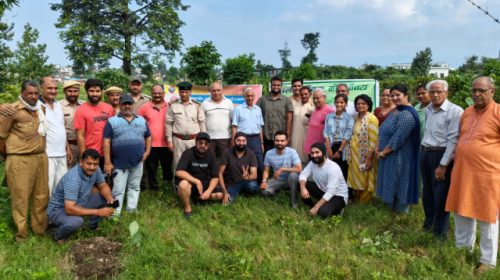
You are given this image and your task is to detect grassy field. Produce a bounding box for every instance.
[0,162,498,279]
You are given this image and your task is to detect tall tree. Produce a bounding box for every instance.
[51,0,189,75]
[222,53,255,85]
[181,41,221,85]
[9,24,55,83]
[410,47,432,76]
[0,0,19,92]
[300,32,320,65]
[278,42,292,69]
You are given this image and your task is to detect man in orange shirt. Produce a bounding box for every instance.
[446,76,500,273]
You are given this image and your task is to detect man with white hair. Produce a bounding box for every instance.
[303,88,334,157]
[333,83,356,117]
[420,79,463,239]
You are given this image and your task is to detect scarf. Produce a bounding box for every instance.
[18,96,47,137]
[357,112,370,164]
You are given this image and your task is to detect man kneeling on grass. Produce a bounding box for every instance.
[299,142,348,218]
[176,132,226,218]
[47,149,116,243]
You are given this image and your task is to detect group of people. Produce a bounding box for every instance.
[0,75,498,272]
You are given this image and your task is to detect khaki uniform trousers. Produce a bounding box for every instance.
[68,143,79,168]
[6,153,49,241]
[172,137,195,169]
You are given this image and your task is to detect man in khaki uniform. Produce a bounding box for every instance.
[60,81,83,167]
[104,86,123,114]
[129,77,151,113]
[0,80,49,241]
[166,81,206,168]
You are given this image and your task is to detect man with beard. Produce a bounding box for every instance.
[74,78,115,165]
[201,82,234,163]
[39,76,72,196]
[166,81,206,168]
[0,80,49,241]
[219,132,259,203]
[103,95,151,217]
[128,77,151,113]
[298,142,348,218]
[104,86,123,115]
[138,84,174,190]
[61,81,83,167]
[176,133,224,218]
[257,76,293,152]
[261,131,302,208]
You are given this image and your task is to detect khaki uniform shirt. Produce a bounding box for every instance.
[166,99,206,142]
[131,94,151,113]
[0,101,46,155]
[60,99,83,141]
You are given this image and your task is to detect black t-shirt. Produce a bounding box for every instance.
[175,147,218,185]
[220,147,257,185]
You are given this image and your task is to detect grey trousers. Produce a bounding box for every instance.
[262,173,299,206]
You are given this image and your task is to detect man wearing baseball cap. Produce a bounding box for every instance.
[175,132,224,218]
[128,76,151,113]
[103,94,151,217]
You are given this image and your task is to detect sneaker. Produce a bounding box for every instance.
[183,211,192,219]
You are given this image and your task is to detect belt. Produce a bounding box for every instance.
[246,134,260,137]
[421,146,446,152]
[173,133,197,140]
[68,140,78,145]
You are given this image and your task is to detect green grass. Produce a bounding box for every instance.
[0,162,498,279]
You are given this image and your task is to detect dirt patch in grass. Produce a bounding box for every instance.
[70,237,122,279]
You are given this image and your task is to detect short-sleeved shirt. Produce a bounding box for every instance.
[202,97,234,139]
[264,147,301,181]
[232,104,263,135]
[103,114,150,169]
[131,94,151,113]
[74,102,115,156]
[47,165,106,215]
[220,147,258,185]
[60,99,83,141]
[257,93,293,140]
[41,99,67,157]
[166,100,206,142]
[0,101,46,155]
[137,101,168,147]
[175,147,218,185]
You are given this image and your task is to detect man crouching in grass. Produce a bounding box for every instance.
[47,149,115,243]
[175,132,225,219]
[299,142,348,218]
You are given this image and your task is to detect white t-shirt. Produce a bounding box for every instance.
[201,97,234,139]
[43,101,67,157]
[299,159,348,203]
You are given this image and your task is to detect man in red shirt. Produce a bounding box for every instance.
[74,78,115,166]
[137,84,173,190]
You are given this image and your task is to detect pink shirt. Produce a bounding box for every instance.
[74,102,115,156]
[304,105,334,154]
[137,101,168,147]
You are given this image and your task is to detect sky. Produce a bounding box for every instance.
[4,0,500,69]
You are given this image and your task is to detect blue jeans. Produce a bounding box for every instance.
[227,180,259,203]
[112,163,143,216]
[48,193,107,241]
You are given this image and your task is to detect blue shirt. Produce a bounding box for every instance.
[323,112,354,143]
[232,104,264,135]
[264,147,301,181]
[103,114,151,169]
[47,165,105,214]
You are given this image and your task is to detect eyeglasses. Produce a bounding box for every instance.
[471,88,492,94]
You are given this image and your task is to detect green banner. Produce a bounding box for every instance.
[282,79,379,106]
